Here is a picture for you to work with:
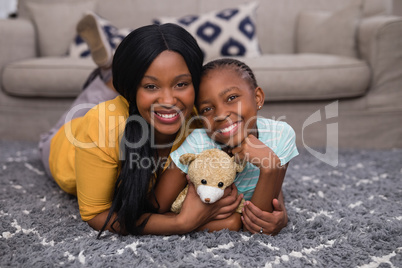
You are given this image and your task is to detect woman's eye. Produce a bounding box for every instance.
[144,84,157,90]
[227,95,238,102]
[177,82,188,88]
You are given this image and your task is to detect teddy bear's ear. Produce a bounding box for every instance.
[179,153,197,166]
[231,156,246,173]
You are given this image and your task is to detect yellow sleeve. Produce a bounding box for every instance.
[49,117,82,195]
[75,99,126,222]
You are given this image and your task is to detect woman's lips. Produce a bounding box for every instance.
[153,110,181,123]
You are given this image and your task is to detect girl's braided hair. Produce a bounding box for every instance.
[202,58,258,89]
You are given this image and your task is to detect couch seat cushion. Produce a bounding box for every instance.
[2,57,96,97]
[242,54,371,101]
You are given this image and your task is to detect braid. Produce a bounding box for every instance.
[202,58,258,89]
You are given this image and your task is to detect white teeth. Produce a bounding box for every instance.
[220,123,238,133]
[156,112,178,119]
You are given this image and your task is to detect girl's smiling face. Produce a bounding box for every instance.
[197,68,264,147]
[136,50,195,143]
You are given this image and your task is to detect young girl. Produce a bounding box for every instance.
[39,24,243,237]
[155,58,298,235]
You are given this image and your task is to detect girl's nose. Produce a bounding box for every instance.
[214,106,230,122]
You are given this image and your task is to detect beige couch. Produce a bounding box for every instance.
[1,0,401,149]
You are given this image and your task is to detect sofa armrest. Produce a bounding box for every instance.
[0,19,36,77]
[358,16,402,110]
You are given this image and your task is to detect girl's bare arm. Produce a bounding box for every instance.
[250,163,288,212]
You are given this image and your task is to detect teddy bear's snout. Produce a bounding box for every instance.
[197,185,225,204]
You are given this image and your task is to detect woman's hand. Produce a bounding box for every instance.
[177,181,243,231]
[241,192,288,235]
[212,183,243,220]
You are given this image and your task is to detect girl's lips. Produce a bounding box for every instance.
[216,121,241,137]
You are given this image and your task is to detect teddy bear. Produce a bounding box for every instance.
[171,148,245,214]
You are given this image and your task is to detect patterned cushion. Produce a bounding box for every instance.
[154,2,261,61]
[68,14,131,58]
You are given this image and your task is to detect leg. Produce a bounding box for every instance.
[39,12,118,176]
[76,12,113,68]
[38,76,119,177]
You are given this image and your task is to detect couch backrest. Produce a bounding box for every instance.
[18,0,392,55]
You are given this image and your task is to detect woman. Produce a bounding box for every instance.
[39,23,287,236]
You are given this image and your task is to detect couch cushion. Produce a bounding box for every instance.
[2,58,96,97]
[154,2,261,62]
[242,54,371,101]
[25,0,96,57]
[296,0,363,58]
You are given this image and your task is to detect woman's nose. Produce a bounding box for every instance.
[159,88,176,105]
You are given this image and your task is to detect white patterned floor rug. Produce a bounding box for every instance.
[0,141,401,267]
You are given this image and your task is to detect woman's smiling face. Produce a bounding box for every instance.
[197,68,264,147]
[136,50,195,143]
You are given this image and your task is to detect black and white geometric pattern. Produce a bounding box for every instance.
[154,2,261,61]
[68,15,131,59]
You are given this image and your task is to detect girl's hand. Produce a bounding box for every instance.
[241,195,288,235]
[178,181,243,231]
[231,134,281,171]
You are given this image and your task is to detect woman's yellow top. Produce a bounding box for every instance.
[49,95,197,221]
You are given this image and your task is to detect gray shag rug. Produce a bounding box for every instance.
[0,140,401,267]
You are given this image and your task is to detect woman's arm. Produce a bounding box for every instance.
[152,162,188,213]
[152,161,245,233]
[142,182,243,235]
[196,212,242,232]
[87,178,243,235]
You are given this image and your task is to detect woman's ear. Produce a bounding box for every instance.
[179,153,197,165]
[254,87,265,109]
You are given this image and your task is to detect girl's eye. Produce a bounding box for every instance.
[227,95,238,102]
[200,107,212,114]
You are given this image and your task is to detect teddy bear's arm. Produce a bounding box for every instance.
[171,186,188,213]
